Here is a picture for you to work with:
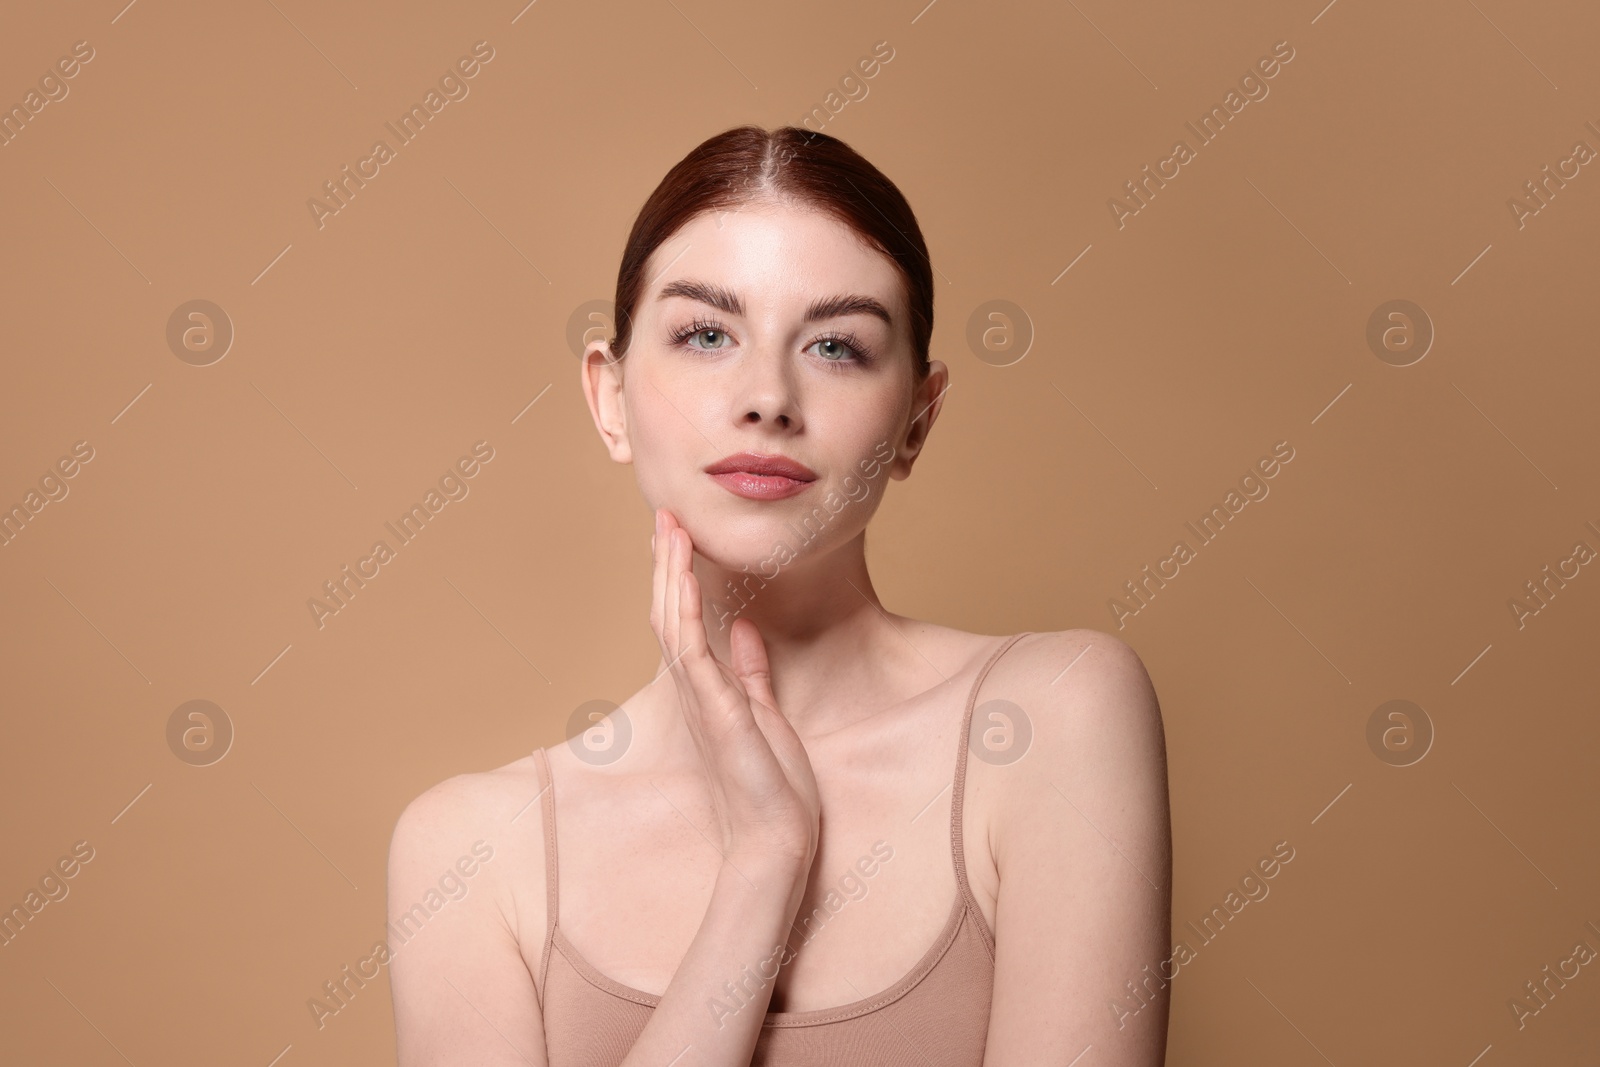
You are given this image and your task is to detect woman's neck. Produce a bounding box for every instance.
[641,541,931,743]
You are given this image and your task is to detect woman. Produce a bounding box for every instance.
[387,125,1172,1066]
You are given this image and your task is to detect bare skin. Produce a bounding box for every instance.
[387,199,1172,1066]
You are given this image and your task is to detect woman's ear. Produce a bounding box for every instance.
[581,339,632,464]
[889,359,949,480]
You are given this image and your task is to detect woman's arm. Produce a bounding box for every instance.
[610,851,809,1066]
[388,771,548,1067]
[980,631,1173,1066]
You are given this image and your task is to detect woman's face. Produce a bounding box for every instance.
[583,199,947,571]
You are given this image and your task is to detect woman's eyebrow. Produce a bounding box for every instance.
[657,279,742,315]
[655,279,892,326]
[805,293,892,325]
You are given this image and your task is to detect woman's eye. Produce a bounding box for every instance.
[810,338,855,362]
[687,328,728,349]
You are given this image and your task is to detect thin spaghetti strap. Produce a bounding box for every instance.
[951,631,1034,955]
[532,747,560,1006]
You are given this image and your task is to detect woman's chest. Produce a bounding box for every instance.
[517,711,1003,1011]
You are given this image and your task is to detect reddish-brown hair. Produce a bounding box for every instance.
[608,126,933,381]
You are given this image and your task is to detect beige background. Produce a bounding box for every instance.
[3,0,1598,1063]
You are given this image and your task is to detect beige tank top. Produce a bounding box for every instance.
[531,631,1034,1066]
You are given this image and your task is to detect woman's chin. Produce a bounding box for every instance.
[681,514,810,573]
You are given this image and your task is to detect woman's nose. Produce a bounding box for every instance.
[736,346,799,429]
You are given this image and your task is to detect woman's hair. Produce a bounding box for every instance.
[608,125,933,382]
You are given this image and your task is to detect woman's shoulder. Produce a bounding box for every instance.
[978,627,1155,694]
[967,628,1164,778]
[391,754,545,840]
[920,624,1152,693]
[386,754,550,915]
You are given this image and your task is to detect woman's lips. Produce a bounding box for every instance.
[704,451,817,500]
[708,470,814,500]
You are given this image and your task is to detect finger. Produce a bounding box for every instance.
[664,521,682,662]
[670,528,736,723]
[676,563,722,693]
[671,524,703,678]
[650,508,667,640]
[729,618,779,716]
[679,564,706,661]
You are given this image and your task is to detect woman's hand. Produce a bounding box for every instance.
[650,507,821,875]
